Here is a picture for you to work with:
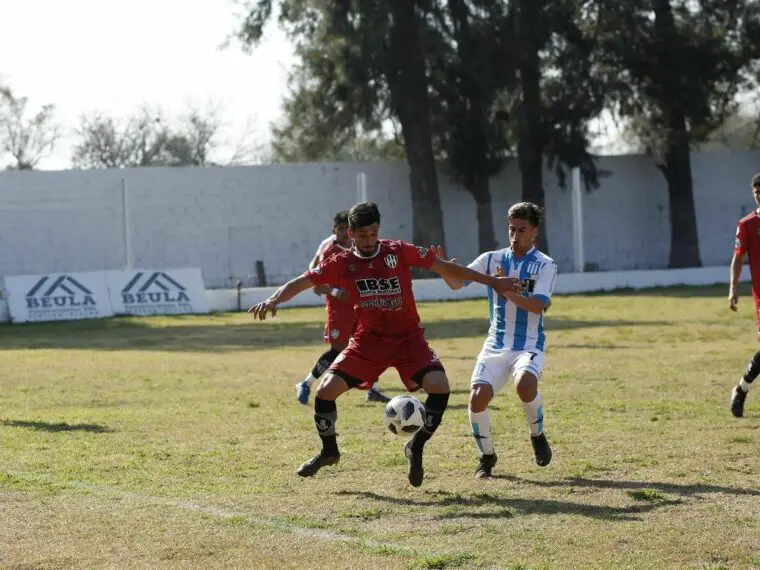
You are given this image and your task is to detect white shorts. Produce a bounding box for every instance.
[470,344,545,394]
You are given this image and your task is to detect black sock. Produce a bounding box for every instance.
[314,398,339,455]
[312,349,340,378]
[412,392,450,452]
[743,350,760,384]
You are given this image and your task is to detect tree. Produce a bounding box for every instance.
[235,0,447,251]
[71,103,266,169]
[0,86,60,170]
[696,106,760,150]
[269,64,405,163]
[72,106,171,169]
[506,0,607,255]
[427,0,514,252]
[592,0,760,267]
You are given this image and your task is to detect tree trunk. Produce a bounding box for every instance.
[652,0,701,268]
[387,0,446,258]
[659,113,702,268]
[465,176,499,253]
[515,0,549,255]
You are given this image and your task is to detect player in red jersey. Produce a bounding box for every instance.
[729,174,760,417]
[296,211,390,405]
[250,202,522,486]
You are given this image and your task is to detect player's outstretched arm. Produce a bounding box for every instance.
[432,245,465,290]
[495,265,549,315]
[430,257,521,295]
[502,290,547,314]
[729,250,745,311]
[310,255,331,296]
[248,275,314,320]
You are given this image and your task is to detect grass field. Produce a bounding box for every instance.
[2,284,760,569]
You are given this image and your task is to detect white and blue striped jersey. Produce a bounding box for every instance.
[465,246,557,352]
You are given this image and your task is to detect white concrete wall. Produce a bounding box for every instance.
[0,151,758,288]
[208,264,751,312]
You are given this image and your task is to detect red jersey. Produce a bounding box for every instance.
[304,239,438,337]
[735,211,760,302]
[315,236,353,312]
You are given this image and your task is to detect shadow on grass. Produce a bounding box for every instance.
[0,315,672,353]
[1,419,113,433]
[336,489,675,522]
[500,475,760,498]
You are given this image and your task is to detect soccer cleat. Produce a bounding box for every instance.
[295,381,311,405]
[731,385,748,418]
[366,387,391,403]
[531,433,552,467]
[475,453,498,479]
[296,452,340,477]
[403,441,424,487]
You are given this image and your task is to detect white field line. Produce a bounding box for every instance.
[4,473,457,559]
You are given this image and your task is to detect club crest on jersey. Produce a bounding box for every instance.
[384,254,398,268]
[417,246,428,258]
[526,261,544,275]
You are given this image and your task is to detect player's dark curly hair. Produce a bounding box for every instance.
[333,210,349,228]
[508,202,543,227]
[349,202,381,230]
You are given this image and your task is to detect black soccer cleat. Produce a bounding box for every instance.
[403,441,424,487]
[731,385,748,418]
[531,433,552,467]
[296,452,340,477]
[366,387,391,403]
[475,453,498,479]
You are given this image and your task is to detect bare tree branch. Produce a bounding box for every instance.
[0,87,60,170]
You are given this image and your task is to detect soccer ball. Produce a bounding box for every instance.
[383,395,426,435]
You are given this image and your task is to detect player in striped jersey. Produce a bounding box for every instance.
[439,202,557,478]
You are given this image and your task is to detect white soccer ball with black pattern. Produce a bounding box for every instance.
[383,395,426,435]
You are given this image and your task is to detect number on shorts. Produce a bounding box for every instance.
[529,352,537,361]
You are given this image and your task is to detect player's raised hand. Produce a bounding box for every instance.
[491,266,523,296]
[433,245,457,264]
[248,298,278,320]
[729,290,739,312]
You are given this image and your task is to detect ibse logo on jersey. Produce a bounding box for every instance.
[355,276,401,296]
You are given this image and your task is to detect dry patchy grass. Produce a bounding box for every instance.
[1,284,760,569]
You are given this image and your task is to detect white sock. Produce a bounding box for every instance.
[469,409,495,455]
[302,372,319,387]
[740,378,751,393]
[521,393,544,437]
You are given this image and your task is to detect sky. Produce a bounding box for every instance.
[0,0,633,171]
[0,0,295,170]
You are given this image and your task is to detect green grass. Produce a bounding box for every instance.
[1,284,760,569]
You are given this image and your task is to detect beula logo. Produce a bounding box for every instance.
[121,272,191,304]
[25,275,96,309]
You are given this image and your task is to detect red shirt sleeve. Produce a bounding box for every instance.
[303,255,344,286]
[736,221,749,256]
[399,242,437,269]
